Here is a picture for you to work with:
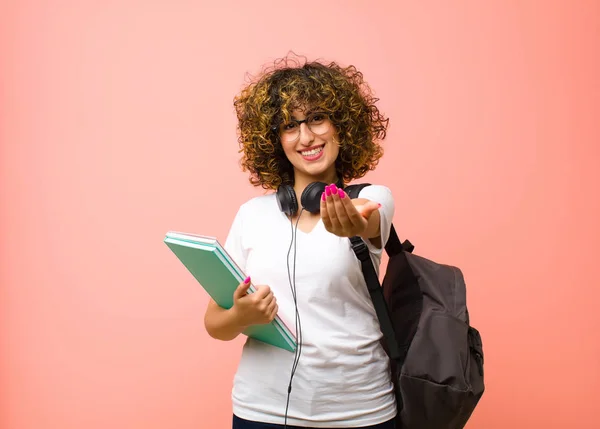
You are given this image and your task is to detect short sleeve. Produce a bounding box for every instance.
[223,204,249,273]
[357,185,395,255]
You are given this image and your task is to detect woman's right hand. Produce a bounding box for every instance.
[232,277,278,327]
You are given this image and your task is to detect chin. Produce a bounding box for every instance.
[295,159,336,179]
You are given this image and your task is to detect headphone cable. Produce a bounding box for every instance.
[284,209,303,428]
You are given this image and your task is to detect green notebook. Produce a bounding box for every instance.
[164,231,297,352]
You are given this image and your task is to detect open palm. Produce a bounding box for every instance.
[320,183,381,237]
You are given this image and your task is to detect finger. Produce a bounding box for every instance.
[233,276,251,300]
[325,185,342,230]
[261,293,275,312]
[254,285,271,300]
[269,303,279,321]
[332,188,353,229]
[339,189,366,227]
[262,295,275,313]
[320,190,333,231]
[357,201,382,219]
[262,292,274,307]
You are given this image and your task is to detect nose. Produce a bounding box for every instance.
[297,123,315,146]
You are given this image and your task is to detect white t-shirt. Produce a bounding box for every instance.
[223,184,396,428]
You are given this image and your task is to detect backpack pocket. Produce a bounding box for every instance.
[394,312,484,429]
[402,311,470,387]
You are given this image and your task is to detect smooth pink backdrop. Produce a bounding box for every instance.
[1,1,599,428]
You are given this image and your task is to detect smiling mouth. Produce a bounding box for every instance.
[299,144,324,156]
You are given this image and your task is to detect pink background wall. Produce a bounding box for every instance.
[1,1,598,428]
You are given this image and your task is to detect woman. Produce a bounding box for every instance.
[204,56,397,429]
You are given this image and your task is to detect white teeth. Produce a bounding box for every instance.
[301,146,323,156]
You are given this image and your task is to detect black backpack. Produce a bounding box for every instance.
[346,183,485,429]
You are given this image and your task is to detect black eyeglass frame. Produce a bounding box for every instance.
[270,112,332,135]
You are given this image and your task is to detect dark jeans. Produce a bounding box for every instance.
[232,414,396,429]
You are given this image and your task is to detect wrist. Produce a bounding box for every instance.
[229,305,249,330]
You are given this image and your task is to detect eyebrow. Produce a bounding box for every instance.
[289,110,323,121]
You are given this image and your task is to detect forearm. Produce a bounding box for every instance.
[362,207,381,239]
[204,300,247,341]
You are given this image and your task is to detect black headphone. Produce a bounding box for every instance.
[276,178,344,216]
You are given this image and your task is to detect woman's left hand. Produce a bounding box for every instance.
[320,183,381,238]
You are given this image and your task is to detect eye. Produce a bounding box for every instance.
[309,113,326,124]
[281,122,298,132]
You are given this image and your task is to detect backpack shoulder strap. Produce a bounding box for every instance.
[344,182,371,199]
[349,235,403,361]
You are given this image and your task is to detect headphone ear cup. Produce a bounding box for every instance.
[276,184,298,216]
[301,182,327,214]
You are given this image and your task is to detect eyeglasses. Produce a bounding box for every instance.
[274,112,331,143]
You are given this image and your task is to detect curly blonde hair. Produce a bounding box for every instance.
[233,55,389,190]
